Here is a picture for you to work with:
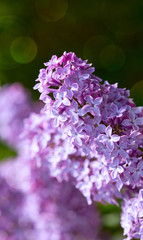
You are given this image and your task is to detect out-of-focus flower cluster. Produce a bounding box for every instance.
[0,83,41,149]
[121,189,143,240]
[0,83,101,240]
[0,176,36,240]
[0,157,100,240]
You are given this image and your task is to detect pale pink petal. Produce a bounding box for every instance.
[105,126,112,137]
[63,97,71,106]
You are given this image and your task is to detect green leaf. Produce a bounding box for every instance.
[0,140,17,161]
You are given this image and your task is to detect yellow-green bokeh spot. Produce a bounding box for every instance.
[10,36,37,64]
[35,0,68,22]
[102,213,120,228]
[83,35,113,69]
[0,16,28,69]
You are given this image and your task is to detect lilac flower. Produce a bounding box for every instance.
[84,117,106,141]
[84,95,102,116]
[96,141,110,159]
[51,107,67,127]
[53,65,71,80]
[44,54,62,69]
[60,77,78,99]
[68,125,83,147]
[109,157,124,179]
[122,109,143,131]
[98,126,120,151]
[129,159,143,182]
[54,91,71,107]
[111,138,129,159]
[66,99,86,124]
[109,102,127,118]
[122,131,141,151]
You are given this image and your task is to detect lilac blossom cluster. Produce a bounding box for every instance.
[0,83,42,149]
[33,51,143,239]
[34,52,143,203]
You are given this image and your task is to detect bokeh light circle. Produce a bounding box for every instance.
[10,36,37,64]
[35,0,68,22]
[99,45,125,71]
[0,16,29,69]
[130,80,143,106]
[101,1,143,35]
[83,35,113,68]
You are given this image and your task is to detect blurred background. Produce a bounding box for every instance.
[0,1,142,239]
[0,0,143,105]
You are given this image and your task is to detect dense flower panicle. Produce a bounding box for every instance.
[0,83,42,149]
[34,52,143,204]
[0,158,101,240]
[121,190,143,240]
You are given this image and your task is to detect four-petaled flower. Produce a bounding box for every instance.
[84,95,102,116]
[109,103,127,118]
[109,157,124,179]
[54,92,71,107]
[98,126,120,151]
[54,65,71,80]
[66,99,86,124]
[51,107,67,127]
[122,110,143,131]
[111,139,129,159]
[60,78,79,99]
[129,160,143,182]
